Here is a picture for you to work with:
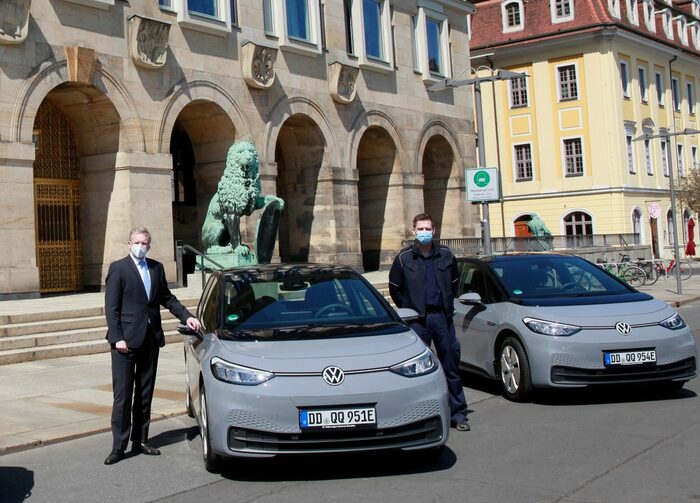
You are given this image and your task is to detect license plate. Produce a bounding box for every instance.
[604,350,656,366]
[299,407,376,430]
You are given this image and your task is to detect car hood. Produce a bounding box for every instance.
[519,298,675,327]
[214,329,424,372]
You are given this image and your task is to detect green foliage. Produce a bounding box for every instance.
[677,168,700,212]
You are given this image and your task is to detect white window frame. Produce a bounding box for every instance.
[687,80,696,114]
[644,138,654,175]
[655,71,665,106]
[661,139,670,177]
[164,0,236,35]
[508,75,529,108]
[556,62,579,102]
[638,65,648,103]
[691,21,700,50]
[626,0,638,25]
[692,145,699,171]
[677,16,689,45]
[348,0,395,71]
[661,9,673,39]
[693,0,700,18]
[608,0,620,18]
[513,143,534,181]
[550,0,574,24]
[413,1,460,81]
[502,0,524,33]
[642,0,655,31]
[672,76,681,112]
[266,0,324,55]
[626,133,636,174]
[561,136,585,177]
[678,143,686,177]
[620,60,630,98]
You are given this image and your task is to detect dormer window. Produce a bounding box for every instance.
[693,0,700,19]
[551,0,573,24]
[502,1,524,32]
[691,21,700,50]
[677,16,689,45]
[626,0,638,25]
[642,0,654,31]
[661,9,673,39]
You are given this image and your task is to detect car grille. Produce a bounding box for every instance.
[227,416,444,454]
[551,357,697,385]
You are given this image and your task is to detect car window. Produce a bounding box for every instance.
[493,256,630,298]
[199,276,220,330]
[459,262,489,301]
[220,269,398,339]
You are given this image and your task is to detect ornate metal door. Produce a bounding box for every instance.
[33,100,83,292]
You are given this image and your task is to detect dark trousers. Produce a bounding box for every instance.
[410,312,468,422]
[110,330,160,450]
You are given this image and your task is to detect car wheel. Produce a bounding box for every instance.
[498,337,533,402]
[184,351,195,418]
[199,386,221,473]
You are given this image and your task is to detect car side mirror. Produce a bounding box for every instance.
[394,307,420,322]
[458,292,483,305]
[177,324,202,338]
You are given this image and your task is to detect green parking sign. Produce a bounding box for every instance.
[465,168,499,202]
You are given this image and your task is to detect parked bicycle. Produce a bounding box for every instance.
[632,256,694,285]
[596,255,647,287]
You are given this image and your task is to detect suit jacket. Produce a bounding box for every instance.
[105,255,193,349]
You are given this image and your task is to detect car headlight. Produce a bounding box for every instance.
[390,349,438,377]
[210,357,274,385]
[523,317,581,336]
[659,312,687,330]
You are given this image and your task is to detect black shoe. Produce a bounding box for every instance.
[104,449,125,465]
[451,419,470,432]
[131,443,161,456]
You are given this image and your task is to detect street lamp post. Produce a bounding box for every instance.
[428,67,527,255]
[634,127,700,294]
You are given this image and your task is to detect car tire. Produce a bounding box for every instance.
[200,386,221,473]
[498,336,533,402]
[184,350,195,418]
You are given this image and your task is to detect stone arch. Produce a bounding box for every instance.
[263,95,339,169]
[416,121,465,238]
[154,79,252,154]
[346,110,408,175]
[11,57,145,152]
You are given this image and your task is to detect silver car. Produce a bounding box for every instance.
[179,264,449,472]
[455,254,698,402]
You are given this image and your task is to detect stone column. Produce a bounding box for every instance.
[82,152,176,287]
[0,141,39,299]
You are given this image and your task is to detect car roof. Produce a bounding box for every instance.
[458,253,576,263]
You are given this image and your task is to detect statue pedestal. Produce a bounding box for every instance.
[199,250,257,270]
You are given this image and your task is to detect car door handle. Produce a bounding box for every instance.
[486,321,496,326]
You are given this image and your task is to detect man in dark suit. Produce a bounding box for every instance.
[104,227,201,465]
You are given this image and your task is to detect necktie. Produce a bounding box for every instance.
[139,260,151,300]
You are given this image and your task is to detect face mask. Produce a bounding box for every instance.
[415,230,433,245]
[130,244,149,260]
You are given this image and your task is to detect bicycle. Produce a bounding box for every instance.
[597,255,647,288]
[637,257,694,285]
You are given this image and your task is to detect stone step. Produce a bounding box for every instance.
[0,306,106,326]
[0,316,187,352]
[0,329,183,365]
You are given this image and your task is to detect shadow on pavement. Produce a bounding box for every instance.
[0,466,34,502]
[533,383,697,406]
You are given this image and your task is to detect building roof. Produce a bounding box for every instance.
[470,0,700,58]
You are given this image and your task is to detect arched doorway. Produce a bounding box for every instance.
[422,135,454,236]
[357,126,402,271]
[274,114,326,262]
[32,100,82,292]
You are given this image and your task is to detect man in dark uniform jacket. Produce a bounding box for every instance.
[104,227,201,465]
[389,213,470,431]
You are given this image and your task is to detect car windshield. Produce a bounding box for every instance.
[490,255,633,299]
[220,267,398,340]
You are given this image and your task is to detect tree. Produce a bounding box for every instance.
[677,167,700,213]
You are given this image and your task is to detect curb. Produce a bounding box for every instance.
[0,409,187,456]
[666,294,700,308]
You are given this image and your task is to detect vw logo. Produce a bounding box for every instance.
[615,321,632,335]
[322,366,345,386]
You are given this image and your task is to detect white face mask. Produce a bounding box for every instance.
[130,244,149,260]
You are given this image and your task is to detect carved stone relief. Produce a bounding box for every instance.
[241,41,278,89]
[0,0,31,45]
[328,61,359,104]
[128,15,171,69]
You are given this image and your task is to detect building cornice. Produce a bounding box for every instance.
[503,186,672,202]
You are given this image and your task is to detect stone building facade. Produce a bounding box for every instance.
[0,0,478,298]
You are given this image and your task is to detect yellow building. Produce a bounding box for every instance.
[469,0,700,258]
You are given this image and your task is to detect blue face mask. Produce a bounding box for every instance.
[415,230,433,245]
